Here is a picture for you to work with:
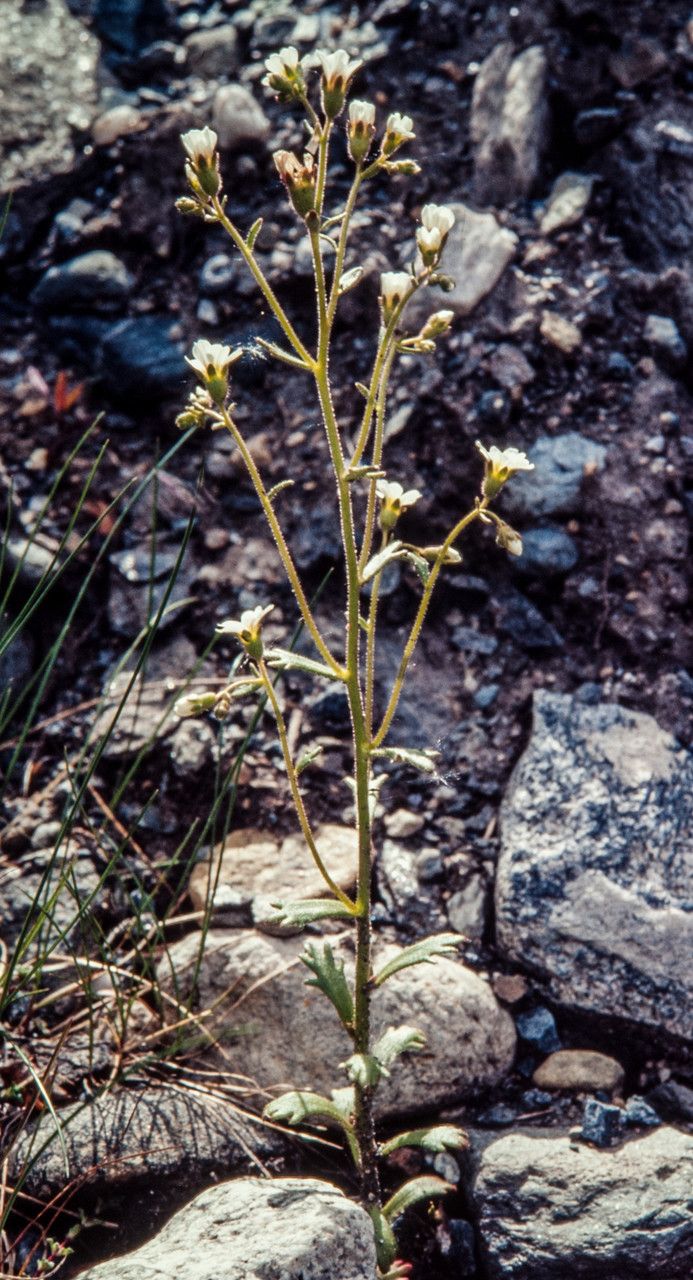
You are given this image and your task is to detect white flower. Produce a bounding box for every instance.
[262,46,304,97]
[476,441,534,498]
[416,225,444,259]
[376,479,422,530]
[186,340,241,405]
[216,604,275,658]
[421,203,456,237]
[181,127,218,167]
[382,112,415,156]
[380,270,412,319]
[349,99,376,126]
[310,48,362,86]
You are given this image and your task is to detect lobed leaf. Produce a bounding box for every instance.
[264,1089,354,1134]
[369,1206,398,1273]
[373,1024,426,1066]
[372,934,463,986]
[265,898,354,930]
[302,942,354,1027]
[382,1175,454,1224]
[380,1124,468,1157]
[341,1052,383,1088]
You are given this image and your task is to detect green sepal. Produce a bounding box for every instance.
[264,647,341,681]
[246,216,263,249]
[382,1175,454,1224]
[295,745,323,776]
[302,942,354,1028]
[342,1052,383,1088]
[380,1124,468,1158]
[372,934,463,987]
[370,745,440,774]
[264,1089,354,1135]
[266,898,354,929]
[369,1206,398,1273]
[266,479,294,502]
[372,1024,426,1066]
[361,541,404,585]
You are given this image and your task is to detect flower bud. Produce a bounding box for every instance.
[380,270,412,323]
[381,112,415,157]
[274,150,317,218]
[306,48,362,119]
[347,99,376,164]
[181,127,222,198]
[262,46,306,102]
[494,519,524,557]
[420,310,454,340]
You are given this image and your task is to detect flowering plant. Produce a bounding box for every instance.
[175,47,531,1277]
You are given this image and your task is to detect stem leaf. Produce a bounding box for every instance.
[266,479,295,502]
[361,540,403,585]
[246,216,263,249]
[341,1052,383,1087]
[265,898,355,929]
[372,934,463,986]
[382,1175,454,1223]
[380,1124,468,1157]
[371,745,440,773]
[373,1023,426,1066]
[295,745,323,776]
[264,647,341,681]
[255,337,311,371]
[338,265,364,295]
[368,1206,398,1273]
[302,942,354,1026]
[264,1089,354,1134]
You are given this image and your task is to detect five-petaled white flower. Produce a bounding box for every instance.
[181,127,218,168]
[262,46,304,98]
[382,112,415,156]
[380,270,412,320]
[186,340,242,405]
[476,441,534,498]
[216,604,275,659]
[347,99,376,162]
[376,479,422,531]
[306,48,362,116]
[420,204,456,237]
[349,99,376,126]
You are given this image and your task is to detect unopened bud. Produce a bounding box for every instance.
[274,150,317,218]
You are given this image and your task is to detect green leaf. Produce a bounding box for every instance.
[380,1124,468,1157]
[382,1175,454,1223]
[342,1052,383,1088]
[264,1090,354,1134]
[264,647,341,681]
[369,1206,397,1273]
[330,1086,355,1122]
[255,337,311,371]
[370,745,440,773]
[266,478,294,503]
[354,381,370,399]
[246,216,263,249]
[403,550,430,585]
[302,942,354,1027]
[372,934,463,986]
[344,465,386,483]
[338,266,364,295]
[361,540,403,585]
[373,1024,426,1066]
[266,898,354,930]
[295,745,323,776]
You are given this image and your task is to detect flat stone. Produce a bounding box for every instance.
[502,431,607,519]
[495,590,564,653]
[496,691,693,1041]
[447,875,488,939]
[471,43,548,205]
[90,674,178,759]
[383,808,426,839]
[212,84,270,150]
[157,929,516,1119]
[32,251,133,313]
[540,172,594,235]
[188,825,358,920]
[644,314,687,364]
[533,1049,624,1094]
[471,1127,693,1278]
[76,1178,376,1280]
[12,1085,279,1200]
[0,0,99,191]
[434,202,517,317]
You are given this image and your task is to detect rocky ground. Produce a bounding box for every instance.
[1,0,692,1277]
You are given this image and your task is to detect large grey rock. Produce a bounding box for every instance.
[502,432,607,519]
[496,691,693,1041]
[470,1127,693,1278]
[32,251,133,313]
[77,1177,377,1280]
[212,84,270,150]
[0,0,99,191]
[158,930,516,1118]
[185,24,239,79]
[438,202,517,317]
[13,1086,280,1201]
[470,43,548,205]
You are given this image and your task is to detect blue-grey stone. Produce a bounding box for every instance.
[502,432,607,519]
[516,1006,561,1054]
[644,314,687,366]
[32,251,133,313]
[581,1097,623,1147]
[624,1095,660,1127]
[452,626,498,656]
[474,683,500,710]
[496,590,564,652]
[99,317,187,401]
[513,525,579,577]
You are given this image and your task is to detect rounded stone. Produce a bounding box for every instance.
[533,1049,625,1094]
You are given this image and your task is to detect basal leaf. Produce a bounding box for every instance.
[373,1024,426,1066]
[302,942,354,1027]
[382,1175,454,1224]
[372,934,463,986]
[266,898,354,930]
[380,1124,468,1157]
